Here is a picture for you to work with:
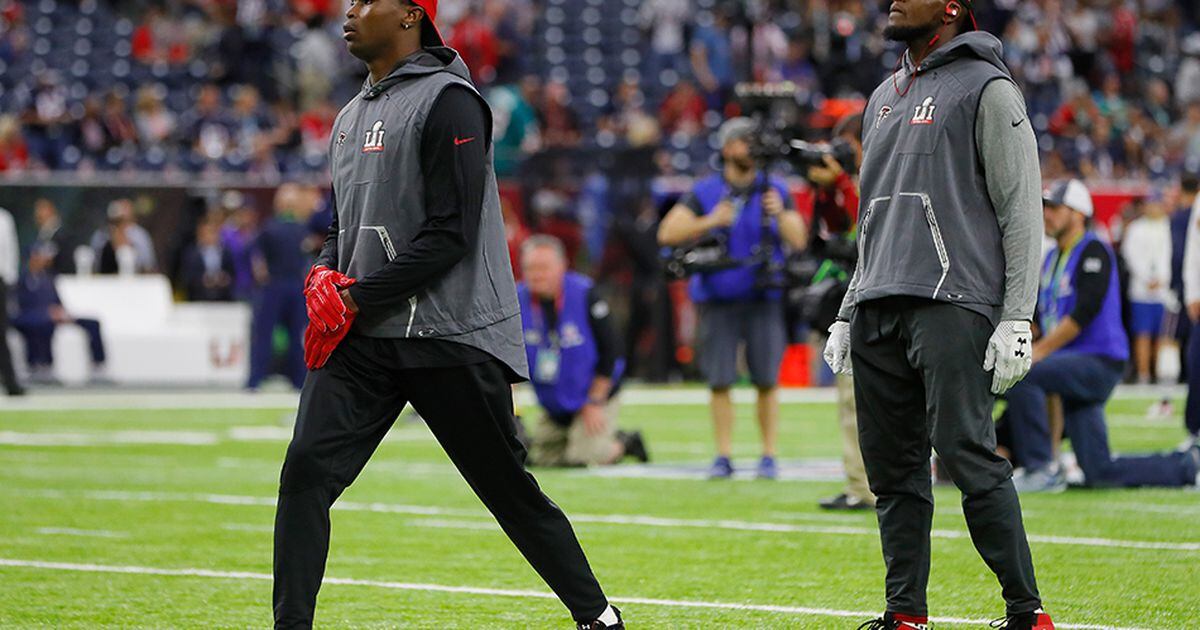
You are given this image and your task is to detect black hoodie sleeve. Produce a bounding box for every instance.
[314,189,339,270]
[347,86,491,316]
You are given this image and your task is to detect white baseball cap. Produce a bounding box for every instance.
[1043,179,1093,218]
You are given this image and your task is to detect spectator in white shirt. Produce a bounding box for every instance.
[1122,192,1173,383]
[0,206,24,395]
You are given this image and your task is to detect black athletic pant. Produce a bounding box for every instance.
[273,334,608,629]
[850,298,1041,616]
[0,282,21,394]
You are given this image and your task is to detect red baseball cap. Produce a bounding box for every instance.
[409,0,444,47]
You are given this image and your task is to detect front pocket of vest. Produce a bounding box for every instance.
[859,193,951,298]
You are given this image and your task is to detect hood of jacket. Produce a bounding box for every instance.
[361,47,471,100]
[915,31,1009,76]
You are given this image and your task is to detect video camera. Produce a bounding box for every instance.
[662,209,776,281]
[736,82,857,177]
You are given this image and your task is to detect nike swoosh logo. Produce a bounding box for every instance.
[454,136,476,146]
[1011,118,1025,128]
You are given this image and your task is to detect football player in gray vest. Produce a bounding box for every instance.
[272,1,622,628]
[823,2,1053,629]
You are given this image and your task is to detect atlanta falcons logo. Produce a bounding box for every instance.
[875,105,892,129]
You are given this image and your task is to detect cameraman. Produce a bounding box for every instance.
[806,113,874,511]
[658,117,807,479]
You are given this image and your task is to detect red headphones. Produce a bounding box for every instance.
[946,0,978,29]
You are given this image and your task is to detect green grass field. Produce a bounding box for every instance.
[0,392,1196,629]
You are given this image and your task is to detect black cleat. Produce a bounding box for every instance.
[990,609,1054,629]
[618,430,649,463]
[577,605,623,629]
[818,492,873,511]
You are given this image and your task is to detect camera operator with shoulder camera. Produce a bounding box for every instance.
[657,117,807,479]
[805,113,876,511]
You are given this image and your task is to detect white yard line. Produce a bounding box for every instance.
[0,431,219,446]
[221,519,497,533]
[33,528,128,539]
[0,558,1148,629]
[0,427,432,448]
[405,518,501,531]
[19,489,1200,553]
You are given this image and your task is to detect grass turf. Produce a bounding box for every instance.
[0,395,1196,628]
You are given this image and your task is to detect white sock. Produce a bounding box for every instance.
[596,604,619,626]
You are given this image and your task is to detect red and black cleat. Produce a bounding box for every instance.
[991,609,1055,630]
[857,612,929,629]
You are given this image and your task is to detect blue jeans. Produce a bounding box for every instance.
[11,315,106,367]
[1006,352,1196,488]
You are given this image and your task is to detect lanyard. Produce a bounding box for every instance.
[532,292,565,349]
[1045,233,1083,328]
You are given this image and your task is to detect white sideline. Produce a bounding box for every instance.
[0,558,1147,630]
[22,489,1200,553]
[0,431,219,446]
[0,383,1184,411]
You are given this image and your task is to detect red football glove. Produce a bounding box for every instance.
[304,309,356,370]
[304,266,356,333]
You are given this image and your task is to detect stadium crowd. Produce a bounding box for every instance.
[3,0,1200,388]
[0,0,1197,180]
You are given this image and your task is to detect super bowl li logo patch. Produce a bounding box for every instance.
[362,120,386,153]
[910,96,936,125]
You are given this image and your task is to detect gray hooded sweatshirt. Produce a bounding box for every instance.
[839,32,1042,325]
[326,48,529,379]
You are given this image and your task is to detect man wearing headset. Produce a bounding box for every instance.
[824,1,1053,629]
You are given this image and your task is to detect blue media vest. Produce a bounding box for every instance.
[687,173,788,303]
[1038,231,1129,362]
[518,272,623,417]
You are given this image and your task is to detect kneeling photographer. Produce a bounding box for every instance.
[657,117,808,479]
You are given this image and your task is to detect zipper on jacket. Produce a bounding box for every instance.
[902,192,951,299]
[360,225,398,260]
[406,295,418,336]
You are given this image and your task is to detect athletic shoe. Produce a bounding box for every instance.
[756,455,778,480]
[1178,432,1198,453]
[617,430,650,463]
[1057,452,1084,486]
[577,605,623,629]
[708,456,734,479]
[856,612,929,629]
[1147,398,1174,418]
[1012,466,1066,494]
[819,492,873,511]
[989,609,1054,629]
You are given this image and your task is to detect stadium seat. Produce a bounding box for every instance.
[55,275,251,386]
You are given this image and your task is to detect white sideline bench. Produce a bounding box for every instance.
[23,275,253,386]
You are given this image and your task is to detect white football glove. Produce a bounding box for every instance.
[983,320,1033,395]
[824,321,852,375]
